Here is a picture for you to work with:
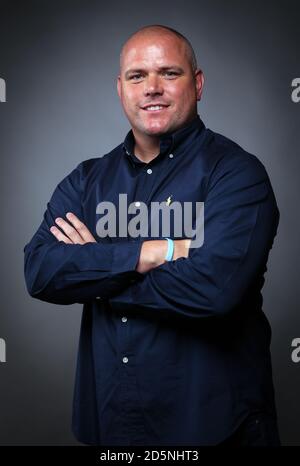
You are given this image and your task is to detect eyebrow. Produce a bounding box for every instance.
[124,66,184,79]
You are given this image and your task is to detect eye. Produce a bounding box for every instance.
[129,74,143,81]
[163,71,179,78]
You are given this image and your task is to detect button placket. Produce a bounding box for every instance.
[143,150,175,206]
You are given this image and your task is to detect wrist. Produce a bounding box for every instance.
[164,238,174,261]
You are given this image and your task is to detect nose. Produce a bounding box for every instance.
[143,73,163,97]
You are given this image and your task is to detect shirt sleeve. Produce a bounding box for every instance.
[109,154,280,320]
[24,162,143,305]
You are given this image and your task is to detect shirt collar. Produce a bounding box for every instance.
[123,115,205,166]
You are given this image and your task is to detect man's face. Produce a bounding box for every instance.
[117,32,204,140]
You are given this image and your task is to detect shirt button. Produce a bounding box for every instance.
[122,356,128,364]
[135,201,141,207]
[146,168,152,175]
[121,316,127,322]
[169,153,174,158]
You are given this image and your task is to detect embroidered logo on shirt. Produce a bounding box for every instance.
[166,195,173,206]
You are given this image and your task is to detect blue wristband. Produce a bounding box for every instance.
[164,238,174,261]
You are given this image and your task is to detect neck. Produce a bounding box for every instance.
[133,131,160,163]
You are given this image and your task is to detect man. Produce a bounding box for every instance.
[24,25,281,446]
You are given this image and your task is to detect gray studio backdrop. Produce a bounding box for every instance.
[0,0,299,445]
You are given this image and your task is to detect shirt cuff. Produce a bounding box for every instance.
[111,239,144,274]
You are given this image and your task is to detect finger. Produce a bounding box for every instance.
[66,212,96,243]
[54,217,85,244]
[50,226,73,244]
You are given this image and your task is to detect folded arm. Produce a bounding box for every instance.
[24,160,191,305]
[109,155,280,320]
[24,163,144,305]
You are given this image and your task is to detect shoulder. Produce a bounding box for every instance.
[76,143,123,179]
[203,128,270,187]
[59,143,124,190]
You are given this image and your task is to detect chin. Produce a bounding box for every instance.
[143,122,171,136]
[145,128,165,136]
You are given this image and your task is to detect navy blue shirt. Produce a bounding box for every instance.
[24,116,280,445]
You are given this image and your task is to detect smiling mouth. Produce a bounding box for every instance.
[142,105,169,112]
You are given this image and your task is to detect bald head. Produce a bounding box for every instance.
[120,25,198,73]
[117,24,204,145]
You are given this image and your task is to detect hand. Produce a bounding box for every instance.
[136,238,191,274]
[50,212,97,244]
[136,240,168,273]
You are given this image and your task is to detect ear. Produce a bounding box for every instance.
[195,69,204,101]
[117,76,121,99]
